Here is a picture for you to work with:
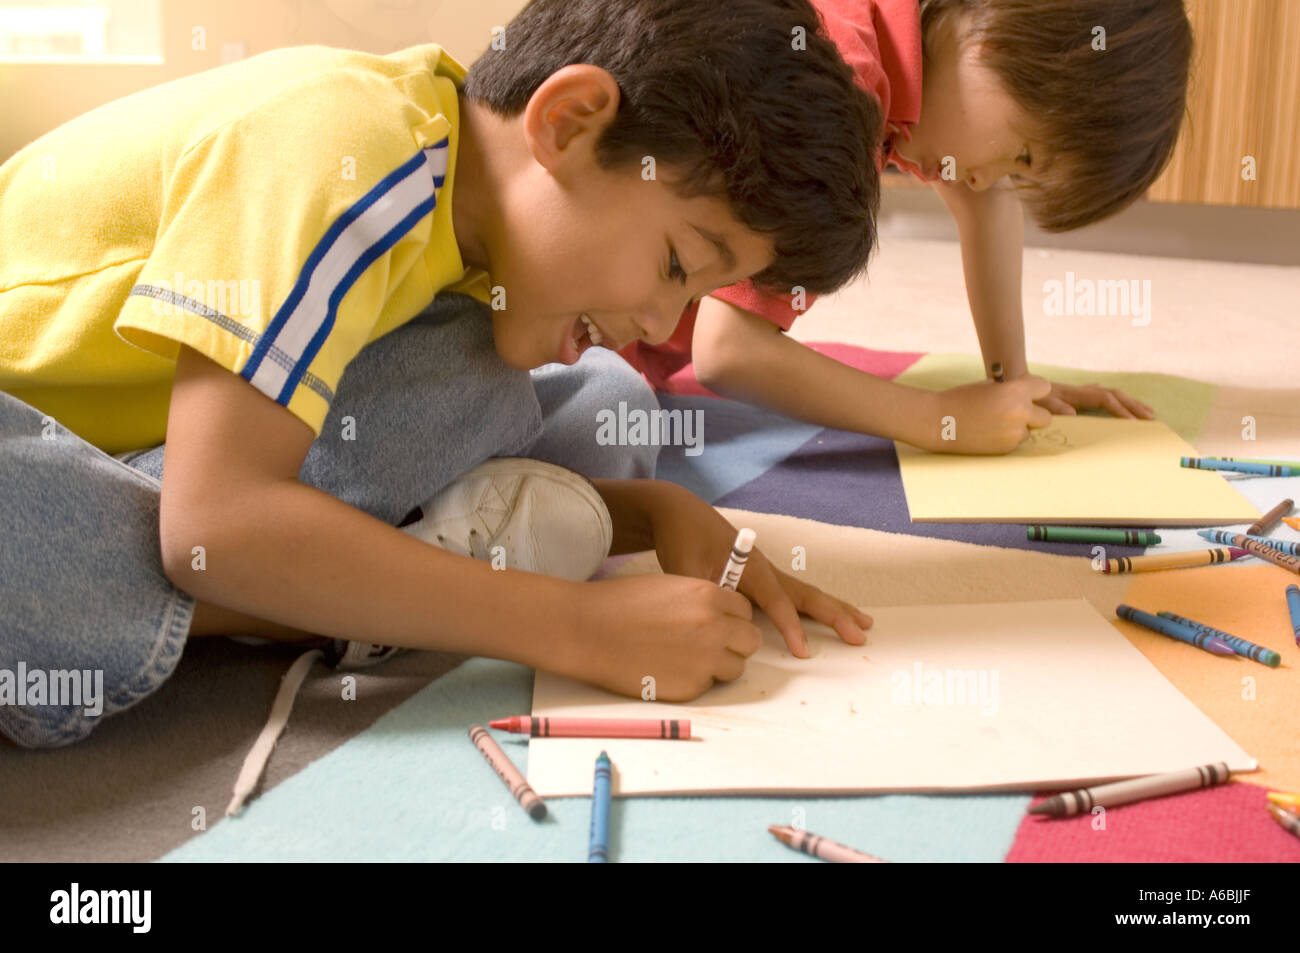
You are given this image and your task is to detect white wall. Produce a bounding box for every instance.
[0,0,529,160]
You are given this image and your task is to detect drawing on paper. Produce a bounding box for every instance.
[1018,426,1073,455]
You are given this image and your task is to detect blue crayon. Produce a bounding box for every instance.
[1181,457,1300,477]
[1116,605,1235,656]
[588,751,612,863]
[1157,612,1281,667]
[1287,585,1300,647]
[1197,529,1300,556]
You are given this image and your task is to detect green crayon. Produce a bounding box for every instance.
[1157,612,1281,667]
[1028,526,1161,545]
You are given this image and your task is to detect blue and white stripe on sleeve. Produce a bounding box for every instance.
[240,138,450,405]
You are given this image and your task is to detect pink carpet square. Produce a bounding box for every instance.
[1007,781,1300,862]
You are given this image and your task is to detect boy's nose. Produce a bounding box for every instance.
[641,301,683,346]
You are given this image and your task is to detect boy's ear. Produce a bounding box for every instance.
[522,65,621,175]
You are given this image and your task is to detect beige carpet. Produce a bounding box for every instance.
[801,237,1300,388]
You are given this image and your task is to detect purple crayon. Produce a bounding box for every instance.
[1116,605,1235,656]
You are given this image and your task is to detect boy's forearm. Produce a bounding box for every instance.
[692,298,940,445]
[945,182,1030,379]
[163,479,582,673]
[590,478,664,555]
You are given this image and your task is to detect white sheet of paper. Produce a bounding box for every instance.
[527,599,1257,796]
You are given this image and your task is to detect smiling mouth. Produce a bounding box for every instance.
[579,314,605,346]
[575,313,624,352]
[561,313,618,365]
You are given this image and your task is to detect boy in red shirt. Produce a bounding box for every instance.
[527,0,1191,477]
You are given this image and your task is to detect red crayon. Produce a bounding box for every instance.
[769,825,885,863]
[469,725,546,820]
[489,716,691,739]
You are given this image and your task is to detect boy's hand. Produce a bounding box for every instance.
[1036,381,1155,420]
[573,574,760,701]
[924,376,1053,454]
[645,482,872,657]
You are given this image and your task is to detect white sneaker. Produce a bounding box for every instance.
[325,458,613,668]
[401,457,613,578]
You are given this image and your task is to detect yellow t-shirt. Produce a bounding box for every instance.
[0,43,489,454]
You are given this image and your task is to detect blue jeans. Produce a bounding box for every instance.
[525,351,661,482]
[0,293,657,748]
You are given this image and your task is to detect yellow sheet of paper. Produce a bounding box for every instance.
[527,600,1257,797]
[896,416,1259,525]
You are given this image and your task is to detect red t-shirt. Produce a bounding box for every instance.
[620,0,927,391]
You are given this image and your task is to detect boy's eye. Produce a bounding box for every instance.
[668,250,688,285]
[1017,147,1032,166]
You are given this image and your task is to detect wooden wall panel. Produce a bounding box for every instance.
[1147,0,1300,208]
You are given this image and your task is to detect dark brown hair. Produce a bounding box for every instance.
[921,0,1194,231]
[464,0,883,294]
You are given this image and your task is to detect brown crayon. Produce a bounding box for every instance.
[1247,499,1294,536]
[1223,533,1300,576]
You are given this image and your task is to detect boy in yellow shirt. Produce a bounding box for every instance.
[0,0,880,747]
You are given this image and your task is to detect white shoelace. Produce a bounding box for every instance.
[224,528,483,816]
[226,648,322,816]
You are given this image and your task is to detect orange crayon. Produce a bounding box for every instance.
[1099,547,1249,574]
